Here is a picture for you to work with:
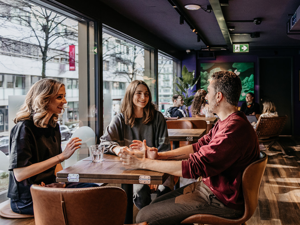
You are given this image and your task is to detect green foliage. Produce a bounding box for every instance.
[175,65,200,108]
[239,74,254,101]
[0,172,8,179]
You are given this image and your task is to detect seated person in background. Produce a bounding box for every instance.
[252,100,278,129]
[8,79,98,215]
[120,71,260,225]
[191,89,214,117]
[241,92,260,115]
[100,80,171,210]
[166,94,187,118]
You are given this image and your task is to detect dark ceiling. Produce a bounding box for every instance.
[98,0,300,51]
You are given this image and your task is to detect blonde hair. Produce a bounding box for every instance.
[191,89,207,116]
[121,80,156,127]
[14,78,64,128]
[262,100,276,114]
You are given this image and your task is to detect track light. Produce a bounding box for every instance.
[192,29,196,32]
[180,16,184,25]
[253,18,262,25]
[228,26,235,31]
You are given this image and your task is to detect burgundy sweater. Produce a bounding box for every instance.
[182,111,260,210]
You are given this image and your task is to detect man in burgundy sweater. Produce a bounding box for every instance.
[120,71,260,225]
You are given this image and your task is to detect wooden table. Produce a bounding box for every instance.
[168,129,206,142]
[179,116,218,124]
[57,154,168,224]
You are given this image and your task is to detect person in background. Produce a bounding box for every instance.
[191,89,213,117]
[166,94,187,118]
[240,92,260,115]
[8,79,98,215]
[120,71,259,225]
[100,80,171,210]
[252,100,278,129]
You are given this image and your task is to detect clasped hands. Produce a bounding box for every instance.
[119,140,157,169]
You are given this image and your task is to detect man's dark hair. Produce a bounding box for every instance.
[172,94,182,102]
[211,71,242,106]
[247,92,254,98]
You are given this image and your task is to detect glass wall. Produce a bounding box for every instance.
[158,53,180,115]
[0,0,96,201]
[102,28,156,130]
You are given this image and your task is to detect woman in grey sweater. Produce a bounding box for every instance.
[100,80,171,209]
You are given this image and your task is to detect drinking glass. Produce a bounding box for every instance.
[89,145,104,163]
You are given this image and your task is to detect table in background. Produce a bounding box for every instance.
[168,128,206,148]
[56,154,168,224]
[180,116,218,133]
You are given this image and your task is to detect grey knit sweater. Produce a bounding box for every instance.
[100,111,170,154]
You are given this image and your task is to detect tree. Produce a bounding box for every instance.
[0,0,77,78]
[102,34,144,83]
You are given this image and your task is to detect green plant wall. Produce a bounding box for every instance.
[200,62,254,101]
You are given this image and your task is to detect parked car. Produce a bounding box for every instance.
[60,125,72,141]
[0,136,9,155]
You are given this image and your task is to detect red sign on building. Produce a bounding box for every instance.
[69,45,75,71]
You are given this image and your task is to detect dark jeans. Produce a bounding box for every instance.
[133,184,171,210]
[10,182,99,215]
[136,181,244,225]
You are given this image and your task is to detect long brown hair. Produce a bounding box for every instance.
[14,78,64,128]
[121,80,156,127]
[191,89,207,115]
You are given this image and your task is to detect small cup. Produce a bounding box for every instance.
[89,145,104,163]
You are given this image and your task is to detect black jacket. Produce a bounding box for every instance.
[166,107,186,118]
[241,102,260,115]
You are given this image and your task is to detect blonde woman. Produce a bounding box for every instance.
[100,80,171,209]
[252,100,278,129]
[8,79,98,215]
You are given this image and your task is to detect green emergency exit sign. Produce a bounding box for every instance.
[233,44,249,53]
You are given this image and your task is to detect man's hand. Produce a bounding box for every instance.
[251,112,256,115]
[130,140,159,160]
[119,148,143,169]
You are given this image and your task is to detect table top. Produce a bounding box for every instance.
[168,129,206,142]
[56,154,168,184]
[179,117,217,123]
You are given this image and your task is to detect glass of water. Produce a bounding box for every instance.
[89,145,104,163]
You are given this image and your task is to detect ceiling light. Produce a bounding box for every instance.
[184,4,201,10]
[192,29,196,32]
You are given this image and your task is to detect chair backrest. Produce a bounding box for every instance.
[31,185,127,225]
[240,151,268,221]
[255,116,287,139]
[188,120,207,129]
[166,120,193,129]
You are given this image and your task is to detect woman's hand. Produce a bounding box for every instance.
[45,183,66,188]
[60,137,82,161]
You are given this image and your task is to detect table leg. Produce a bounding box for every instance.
[121,184,133,224]
[173,141,179,149]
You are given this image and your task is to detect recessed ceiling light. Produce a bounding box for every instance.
[184,4,201,10]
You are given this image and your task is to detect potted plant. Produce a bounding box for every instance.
[174,65,200,116]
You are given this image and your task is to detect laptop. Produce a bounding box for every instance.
[246,115,257,123]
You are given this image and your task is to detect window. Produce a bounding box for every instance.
[102,27,156,130]
[158,53,180,114]
[0,0,97,202]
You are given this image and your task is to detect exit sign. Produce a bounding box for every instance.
[233,44,249,53]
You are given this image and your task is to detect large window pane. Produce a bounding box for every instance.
[158,53,179,115]
[102,28,156,130]
[0,0,96,201]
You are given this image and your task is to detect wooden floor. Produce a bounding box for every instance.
[248,136,300,225]
[1,137,300,225]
